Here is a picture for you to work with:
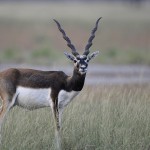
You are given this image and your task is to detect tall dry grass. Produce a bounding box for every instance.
[0,85,150,150]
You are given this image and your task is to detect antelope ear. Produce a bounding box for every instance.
[88,51,99,61]
[64,52,75,61]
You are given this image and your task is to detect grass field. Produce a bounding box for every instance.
[0,85,150,150]
[0,2,150,65]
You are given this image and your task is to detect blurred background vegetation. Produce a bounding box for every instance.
[0,0,150,66]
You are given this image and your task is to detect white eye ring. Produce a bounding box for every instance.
[86,59,89,63]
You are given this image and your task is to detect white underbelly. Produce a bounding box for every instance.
[16,86,80,110]
[58,90,79,109]
[16,86,51,109]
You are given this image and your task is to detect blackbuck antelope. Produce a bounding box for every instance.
[0,18,101,149]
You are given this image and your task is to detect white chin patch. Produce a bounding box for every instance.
[79,69,87,74]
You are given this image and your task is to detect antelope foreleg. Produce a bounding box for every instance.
[51,103,62,150]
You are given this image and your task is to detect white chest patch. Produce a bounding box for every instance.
[16,86,51,109]
[58,90,79,109]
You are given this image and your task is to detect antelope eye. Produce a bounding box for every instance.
[74,60,77,63]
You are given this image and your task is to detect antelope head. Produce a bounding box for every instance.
[54,18,101,75]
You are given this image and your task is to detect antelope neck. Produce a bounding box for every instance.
[67,67,86,91]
